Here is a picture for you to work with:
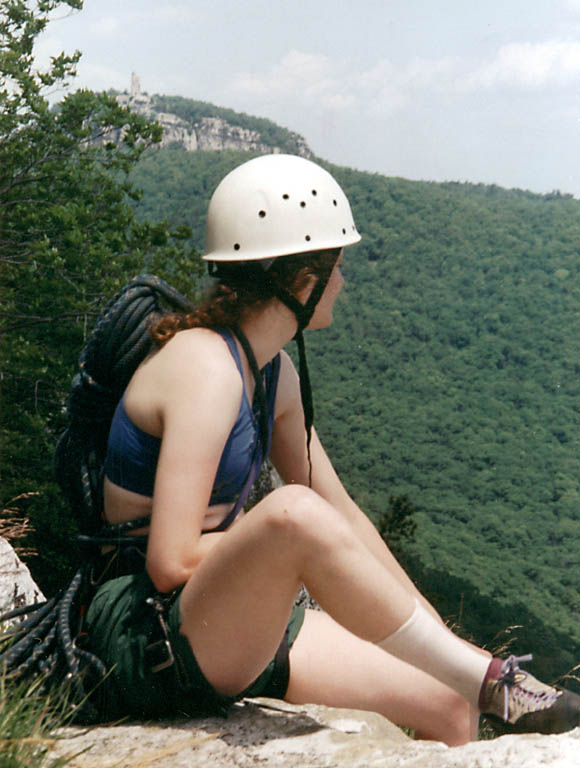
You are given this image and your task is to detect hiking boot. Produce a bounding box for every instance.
[480,654,580,734]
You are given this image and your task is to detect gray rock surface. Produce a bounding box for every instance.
[0,535,44,620]
[50,698,580,768]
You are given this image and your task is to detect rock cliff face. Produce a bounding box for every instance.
[0,536,44,621]
[117,73,311,157]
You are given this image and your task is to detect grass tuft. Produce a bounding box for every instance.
[0,673,75,768]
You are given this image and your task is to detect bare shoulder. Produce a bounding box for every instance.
[159,327,237,374]
[161,328,243,396]
[128,328,242,431]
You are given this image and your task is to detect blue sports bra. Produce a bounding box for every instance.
[104,328,280,506]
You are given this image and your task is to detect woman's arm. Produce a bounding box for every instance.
[143,330,242,592]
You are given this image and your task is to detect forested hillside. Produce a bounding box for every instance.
[131,147,580,683]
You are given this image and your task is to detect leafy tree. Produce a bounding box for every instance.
[0,0,202,590]
[376,494,418,561]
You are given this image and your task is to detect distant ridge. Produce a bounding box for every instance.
[115,73,312,157]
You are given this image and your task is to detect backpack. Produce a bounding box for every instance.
[54,274,194,535]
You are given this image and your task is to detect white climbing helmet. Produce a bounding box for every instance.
[203,154,361,262]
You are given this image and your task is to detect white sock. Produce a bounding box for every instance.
[377,599,490,708]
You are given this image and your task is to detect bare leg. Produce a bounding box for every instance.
[287,610,473,746]
[178,484,489,711]
[179,484,417,694]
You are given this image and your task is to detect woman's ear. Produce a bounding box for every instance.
[292,267,316,302]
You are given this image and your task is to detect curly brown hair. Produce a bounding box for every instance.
[151,248,340,348]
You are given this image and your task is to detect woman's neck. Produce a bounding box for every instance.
[237,300,298,369]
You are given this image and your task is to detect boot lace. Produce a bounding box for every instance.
[496,654,561,722]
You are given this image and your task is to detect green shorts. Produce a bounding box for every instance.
[84,572,305,719]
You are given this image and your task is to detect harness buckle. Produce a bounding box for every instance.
[145,595,176,673]
[145,636,175,673]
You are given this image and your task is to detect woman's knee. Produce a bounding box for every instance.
[257,484,351,550]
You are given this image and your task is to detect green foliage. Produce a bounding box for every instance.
[376,494,417,561]
[0,0,202,591]
[309,165,580,677]
[405,554,580,690]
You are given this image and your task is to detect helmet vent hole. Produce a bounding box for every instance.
[312,189,317,196]
[305,235,311,241]
[300,201,306,208]
[234,243,241,251]
[258,210,266,218]
[342,228,346,234]
[282,193,290,200]
[333,199,338,206]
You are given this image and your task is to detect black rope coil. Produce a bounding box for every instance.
[0,568,104,721]
[56,275,194,536]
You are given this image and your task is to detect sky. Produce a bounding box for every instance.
[37,0,580,198]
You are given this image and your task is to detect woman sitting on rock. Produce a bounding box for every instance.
[86,154,580,744]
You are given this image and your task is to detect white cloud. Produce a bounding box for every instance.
[356,60,408,115]
[92,16,122,39]
[35,31,126,93]
[151,4,200,23]
[229,51,458,118]
[229,38,580,127]
[230,51,354,111]
[34,34,68,72]
[459,40,580,91]
[405,57,457,89]
[75,62,129,92]
[365,56,457,115]
[117,4,201,30]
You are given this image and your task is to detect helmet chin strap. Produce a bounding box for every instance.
[272,275,331,487]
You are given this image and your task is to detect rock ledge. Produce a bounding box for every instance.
[50,698,580,768]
